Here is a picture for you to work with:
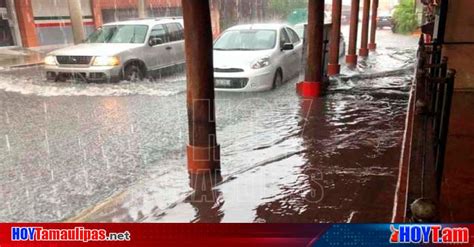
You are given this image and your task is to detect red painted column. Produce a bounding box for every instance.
[182,0,220,176]
[328,0,342,76]
[359,0,370,57]
[91,0,103,28]
[368,0,379,50]
[297,0,325,97]
[15,0,38,47]
[346,0,360,67]
[210,0,221,38]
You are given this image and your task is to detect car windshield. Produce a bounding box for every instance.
[87,25,149,44]
[214,30,277,51]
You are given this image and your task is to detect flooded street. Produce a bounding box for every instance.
[0,28,417,222]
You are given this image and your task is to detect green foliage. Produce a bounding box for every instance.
[392,0,418,34]
[268,0,308,20]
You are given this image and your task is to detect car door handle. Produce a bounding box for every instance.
[166,46,172,50]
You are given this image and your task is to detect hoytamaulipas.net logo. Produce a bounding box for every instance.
[390,225,469,244]
[11,227,131,242]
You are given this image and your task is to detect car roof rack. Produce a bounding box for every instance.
[155,16,183,21]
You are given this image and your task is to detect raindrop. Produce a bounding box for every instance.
[5,134,10,154]
[101,146,110,170]
[4,111,10,125]
[82,166,90,190]
[44,129,51,156]
[43,102,48,116]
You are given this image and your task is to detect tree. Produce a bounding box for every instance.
[392,0,418,34]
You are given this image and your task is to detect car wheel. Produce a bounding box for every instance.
[123,64,144,82]
[272,69,283,90]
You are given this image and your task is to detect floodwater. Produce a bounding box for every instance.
[0,29,417,222]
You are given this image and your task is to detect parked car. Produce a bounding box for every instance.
[44,17,185,82]
[293,23,346,58]
[213,24,303,92]
[377,12,393,29]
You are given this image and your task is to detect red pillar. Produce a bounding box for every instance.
[359,0,370,57]
[91,0,103,28]
[210,0,221,38]
[15,0,38,47]
[297,0,325,98]
[328,0,342,76]
[182,0,220,175]
[346,0,360,67]
[368,0,379,50]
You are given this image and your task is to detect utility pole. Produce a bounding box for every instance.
[138,0,146,18]
[67,0,85,44]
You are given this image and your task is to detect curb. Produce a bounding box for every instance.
[8,62,44,69]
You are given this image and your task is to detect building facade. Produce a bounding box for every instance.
[8,0,199,48]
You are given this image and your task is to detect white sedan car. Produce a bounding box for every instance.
[213,24,303,92]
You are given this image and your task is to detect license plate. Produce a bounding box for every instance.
[215,79,231,87]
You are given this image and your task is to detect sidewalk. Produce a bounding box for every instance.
[0,45,68,69]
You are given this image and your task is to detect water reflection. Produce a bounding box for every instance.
[254,98,329,223]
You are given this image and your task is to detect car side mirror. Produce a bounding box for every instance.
[149,37,163,46]
[281,43,294,51]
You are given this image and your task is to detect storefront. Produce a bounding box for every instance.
[31,0,95,46]
[10,0,214,48]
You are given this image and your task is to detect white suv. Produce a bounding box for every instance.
[44,18,185,82]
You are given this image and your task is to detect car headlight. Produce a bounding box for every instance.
[92,56,120,66]
[251,56,271,69]
[44,55,57,65]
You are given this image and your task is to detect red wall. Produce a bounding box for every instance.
[94,0,180,9]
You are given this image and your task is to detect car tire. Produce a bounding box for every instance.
[123,64,144,82]
[272,69,283,90]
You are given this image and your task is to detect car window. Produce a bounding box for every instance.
[280,28,291,47]
[286,27,301,44]
[150,24,169,44]
[214,30,276,51]
[165,23,184,42]
[87,25,148,44]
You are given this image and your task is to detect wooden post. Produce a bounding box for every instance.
[297,0,325,98]
[346,0,360,66]
[368,0,379,50]
[359,0,371,57]
[138,0,146,19]
[328,0,342,76]
[182,0,220,176]
[67,0,85,44]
